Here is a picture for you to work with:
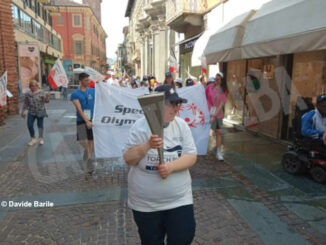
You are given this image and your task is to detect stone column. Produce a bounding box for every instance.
[0,0,18,125]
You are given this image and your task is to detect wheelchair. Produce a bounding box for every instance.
[282,97,326,183]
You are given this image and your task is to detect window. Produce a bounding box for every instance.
[20,10,32,33]
[57,15,63,25]
[43,9,47,22]
[11,4,20,27]
[75,41,83,55]
[44,29,49,44]
[73,14,81,27]
[34,21,43,41]
[48,13,52,27]
[37,3,41,16]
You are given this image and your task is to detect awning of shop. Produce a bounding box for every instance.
[204,10,256,64]
[242,0,326,59]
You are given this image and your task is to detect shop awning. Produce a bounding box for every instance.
[242,0,326,59]
[204,10,256,64]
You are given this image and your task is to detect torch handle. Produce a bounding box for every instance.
[158,148,164,164]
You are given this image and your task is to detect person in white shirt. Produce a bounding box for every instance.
[123,84,197,245]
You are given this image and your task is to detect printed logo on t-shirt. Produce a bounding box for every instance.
[164,145,182,157]
[145,145,182,173]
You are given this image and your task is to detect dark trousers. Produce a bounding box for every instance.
[132,204,196,245]
[27,113,44,138]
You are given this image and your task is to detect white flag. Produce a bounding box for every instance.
[48,59,69,89]
[93,83,149,158]
[177,85,210,155]
[0,71,7,107]
[85,66,105,83]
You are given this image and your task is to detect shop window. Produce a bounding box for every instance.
[57,15,63,26]
[73,14,82,27]
[290,51,326,122]
[74,41,83,55]
[225,60,246,125]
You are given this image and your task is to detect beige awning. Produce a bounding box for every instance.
[204,10,256,64]
[242,0,326,59]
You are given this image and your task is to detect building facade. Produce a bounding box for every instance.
[12,0,63,90]
[126,0,172,83]
[51,0,107,76]
[0,0,19,125]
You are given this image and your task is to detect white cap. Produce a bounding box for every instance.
[208,77,215,82]
[216,72,224,79]
[175,78,182,84]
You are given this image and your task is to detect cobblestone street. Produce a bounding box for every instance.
[0,98,326,245]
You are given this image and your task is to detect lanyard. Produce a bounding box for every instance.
[213,86,220,106]
[81,89,89,109]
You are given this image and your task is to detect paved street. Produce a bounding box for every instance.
[0,97,326,245]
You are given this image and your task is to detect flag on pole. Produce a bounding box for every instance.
[48,59,69,89]
[201,57,207,74]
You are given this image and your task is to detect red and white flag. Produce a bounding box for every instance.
[201,57,207,74]
[48,59,69,89]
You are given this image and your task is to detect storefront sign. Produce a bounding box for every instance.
[180,37,199,54]
[263,64,274,80]
[44,58,56,64]
[18,43,41,93]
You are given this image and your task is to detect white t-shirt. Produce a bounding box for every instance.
[123,116,197,212]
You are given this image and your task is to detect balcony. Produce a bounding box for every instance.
[144,0,165,17]
[166,0,223,33]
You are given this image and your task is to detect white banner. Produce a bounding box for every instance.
[0,71,8,107]
[93,83,210,158]
[93,83,149,158]
[48,59,69,89]
[177,85,210,155]
[85,66,105,83]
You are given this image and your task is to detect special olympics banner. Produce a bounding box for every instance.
[93,83,149,158]
[177,85,210,155]
[93,83,210,158]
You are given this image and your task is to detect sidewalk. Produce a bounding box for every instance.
[0,97,325,244]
